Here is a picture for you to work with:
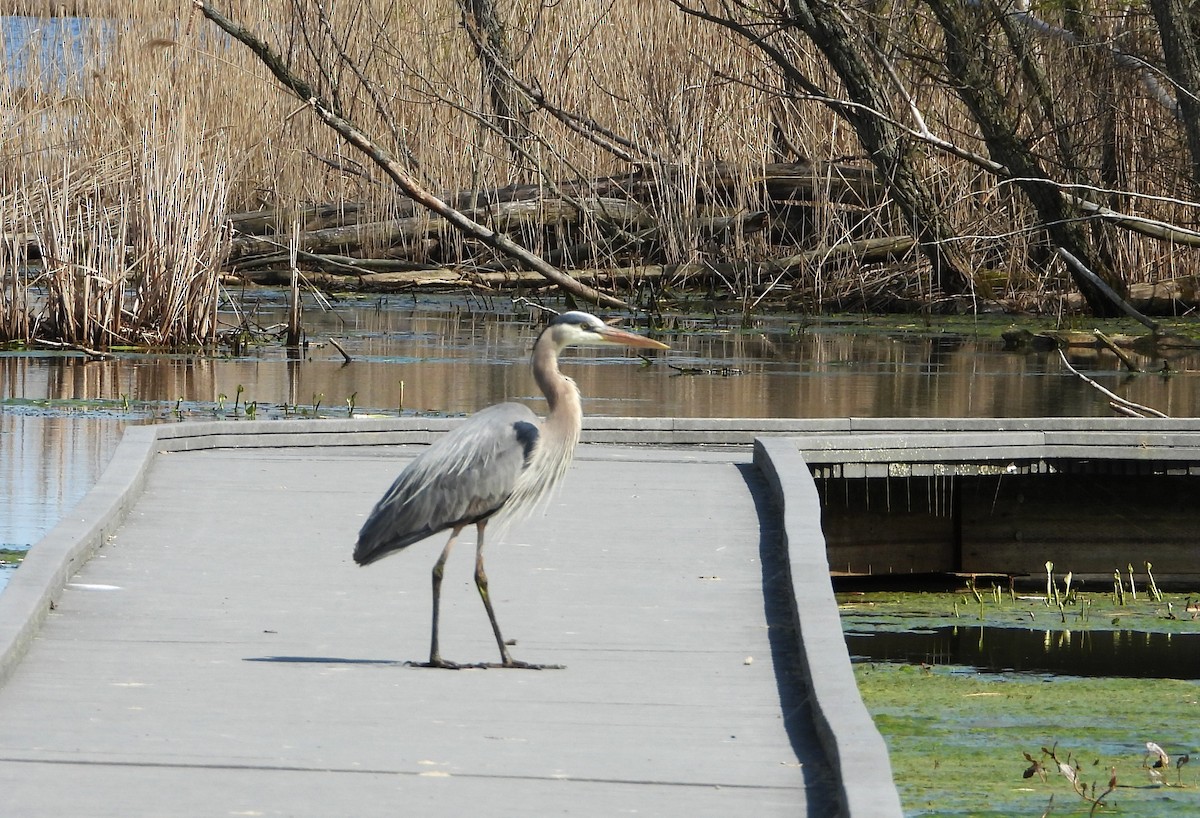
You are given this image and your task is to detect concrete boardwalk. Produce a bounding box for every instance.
[0,421,900,817]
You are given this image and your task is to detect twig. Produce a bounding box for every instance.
[1057,349,1168,417]
[510,296,559,317]
[32,339,112,360]
[1093,329,1141,372]
[328,337,352,363]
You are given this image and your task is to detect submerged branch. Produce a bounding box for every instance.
[1057,349,1167,418]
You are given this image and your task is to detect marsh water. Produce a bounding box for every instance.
[4,293,1200,577]
[845,625,1200,679]
[6,295,1200,818]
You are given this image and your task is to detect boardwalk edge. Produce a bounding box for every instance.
[0,425,161,688]
[753,436,906,818]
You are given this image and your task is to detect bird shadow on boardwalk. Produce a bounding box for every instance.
[244,657,566,670]
[737,463,842,816]
[244,656,408,666]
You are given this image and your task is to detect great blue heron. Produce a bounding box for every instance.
[354,311,669,669]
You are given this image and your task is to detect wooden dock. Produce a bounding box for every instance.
[4,415,1195,816]
[0,419,901,818]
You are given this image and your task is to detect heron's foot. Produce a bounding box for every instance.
[494,659,566,671]
[406,658,564,670]
[415,657,463,670]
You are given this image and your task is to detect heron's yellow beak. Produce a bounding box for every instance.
[595,324,669,350]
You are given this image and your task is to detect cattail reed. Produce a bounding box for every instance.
[2,1,1198,347]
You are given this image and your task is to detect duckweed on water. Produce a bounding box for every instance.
[839,590,1200,637]
[843,591,1200,815]
[856,663,1200,817]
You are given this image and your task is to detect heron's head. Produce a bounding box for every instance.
[541,311,669,352]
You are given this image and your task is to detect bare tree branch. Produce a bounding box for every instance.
[194,0,629,311]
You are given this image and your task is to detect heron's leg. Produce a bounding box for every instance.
[473,521,517,667]
[429,526,464,668]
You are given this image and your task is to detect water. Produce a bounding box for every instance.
[2,16,107,90]
[3,295,1200,582]
[845,625,1200,679]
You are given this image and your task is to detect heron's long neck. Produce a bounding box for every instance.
[528,337,582,488]
[532,339,583,450]
[533,340,576,411]
[497,337,582,525]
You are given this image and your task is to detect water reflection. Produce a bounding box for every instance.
[7,301,1192,420]
[0,414,128,549]
[3,16,102,88]
[845,626,1200,679]
[3,298,1200,586]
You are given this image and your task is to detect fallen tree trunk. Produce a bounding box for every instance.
[1064,277,1200,314]
[234,234,917,290]
[226,197,775,267]
[221,160,886,235]
[198,0,630,311]
[221,162,866,263]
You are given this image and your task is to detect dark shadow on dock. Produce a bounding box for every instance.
[245,656,406,666]
[244,656,567,670]
[737,463,841,817]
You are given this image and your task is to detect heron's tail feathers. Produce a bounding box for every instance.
[352,541,386,566]
[353,521,431,566]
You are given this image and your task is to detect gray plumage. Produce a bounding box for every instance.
[354,404,539,566]
[353,310,668,669]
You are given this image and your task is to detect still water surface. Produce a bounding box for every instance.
[845,625,1200,679]
[3,295,1199,570]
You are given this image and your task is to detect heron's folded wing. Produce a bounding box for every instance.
[354,403,540,561]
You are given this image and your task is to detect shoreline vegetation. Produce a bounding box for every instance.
[4,1,1200,349]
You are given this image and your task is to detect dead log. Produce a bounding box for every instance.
[198,0,629,311]
[1065,277,1200,314]
[1093,329,1141,372]
[232,234,916,291]
[225,202,369,236]
[220,160,883,246]
[626,160,886,207]
[213,158,888,295]
[227,197,774,267]
[227,216,438,260]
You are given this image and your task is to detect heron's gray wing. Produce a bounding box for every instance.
[354,403,540,564]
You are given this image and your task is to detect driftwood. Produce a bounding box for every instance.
[1057,349,1168,418]
[224,160,883,237]
[198,0,628,311]
[1093,329,1141,372]
[225,197,775,263]
[1002,325,1200,353]
[1063,278,1200,315]
[236,235,917,292]
[217,159,893,298]
[221,164,870,268]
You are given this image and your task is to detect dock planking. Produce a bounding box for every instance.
[0,434,856,817]
[6,416,1191,815]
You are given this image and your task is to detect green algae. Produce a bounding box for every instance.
[856,663,1200,816]
[840,589,1200,637]
[843,590,1200,815]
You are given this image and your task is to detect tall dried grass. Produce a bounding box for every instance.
[2,8,235,346]
[1,0,1197,347]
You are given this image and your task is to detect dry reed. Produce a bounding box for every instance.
[1,1,1197,347]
